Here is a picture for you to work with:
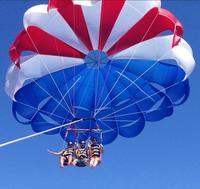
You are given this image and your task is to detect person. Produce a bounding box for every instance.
[89,137,104,168]
[48,141,74,168]
[73,140,89,167]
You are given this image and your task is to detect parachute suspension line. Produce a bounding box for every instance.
[62,129,69,148]
[92,1,124,113]
[94,55,101,114]
[100,130,103,144]
[0,119,83,148]
[53,13,77,118]
[99,120,116,132]
[17,78,73,118]
[50,76,82,117]
[116,71,156,101]
[76,131,80,143]
[95,61,113,112]
[74,118,89,140]
[62,68,74,116]
[72,2,77,117]
[95,5,181,117]
[98,81,182,120]
[96,41,178,116]
[95,123,103,144]
[95,41,179,117]
[71,120,79,143]
[98,125,103,144]
[60,118,70,149]
[100,105,176,121]
[94,12,160,117]
[86,120,92,145]
[26,31,75,118]
[15,101,68,121]
[22,11,75,118]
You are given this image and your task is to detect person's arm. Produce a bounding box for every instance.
[87,144,91,156]
[100,144,104,153]
[47,149,63,156]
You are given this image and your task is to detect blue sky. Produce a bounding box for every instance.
[0,1,200,189]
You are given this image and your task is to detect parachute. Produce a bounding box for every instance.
[5,0,195,145]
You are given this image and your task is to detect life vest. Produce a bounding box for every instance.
[91,144,101,157]
[62,147,74,157]
[76,148,88,159]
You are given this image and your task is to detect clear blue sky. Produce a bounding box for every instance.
[0,1,200,189]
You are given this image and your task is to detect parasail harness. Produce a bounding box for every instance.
[64,117,103,145]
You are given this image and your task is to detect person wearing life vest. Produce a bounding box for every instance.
[48,141,74,168]
[73,140,89,167]
[89,137,104,168]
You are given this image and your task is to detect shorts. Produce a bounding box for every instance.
[76,158,88,167]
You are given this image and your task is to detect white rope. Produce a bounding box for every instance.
[94,12,160,116]
[0,119,83,148]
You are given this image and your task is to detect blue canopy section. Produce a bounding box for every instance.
[12,56,190,145]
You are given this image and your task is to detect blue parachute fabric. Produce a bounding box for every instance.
[100,65,173,121]
[166,79,190,105]
[31,113,60,135]
[110,59,185,87]
[12,58,189,144]
[13,64,85,123]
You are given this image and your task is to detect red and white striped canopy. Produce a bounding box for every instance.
[6,0,195,100]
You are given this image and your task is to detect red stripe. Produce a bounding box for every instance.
[47,0,72,11]
[48,0,93,51]
[107,8,183,56]
[98,0,125,50]
[9,26,85,68]
[159,9,183,47]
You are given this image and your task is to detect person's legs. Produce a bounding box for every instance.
[68,155,73,165]
[72,158,78,166]
[84,158,89,166]
[93,157,100,167]
[60,156,66,168]
[90,157,95,167]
